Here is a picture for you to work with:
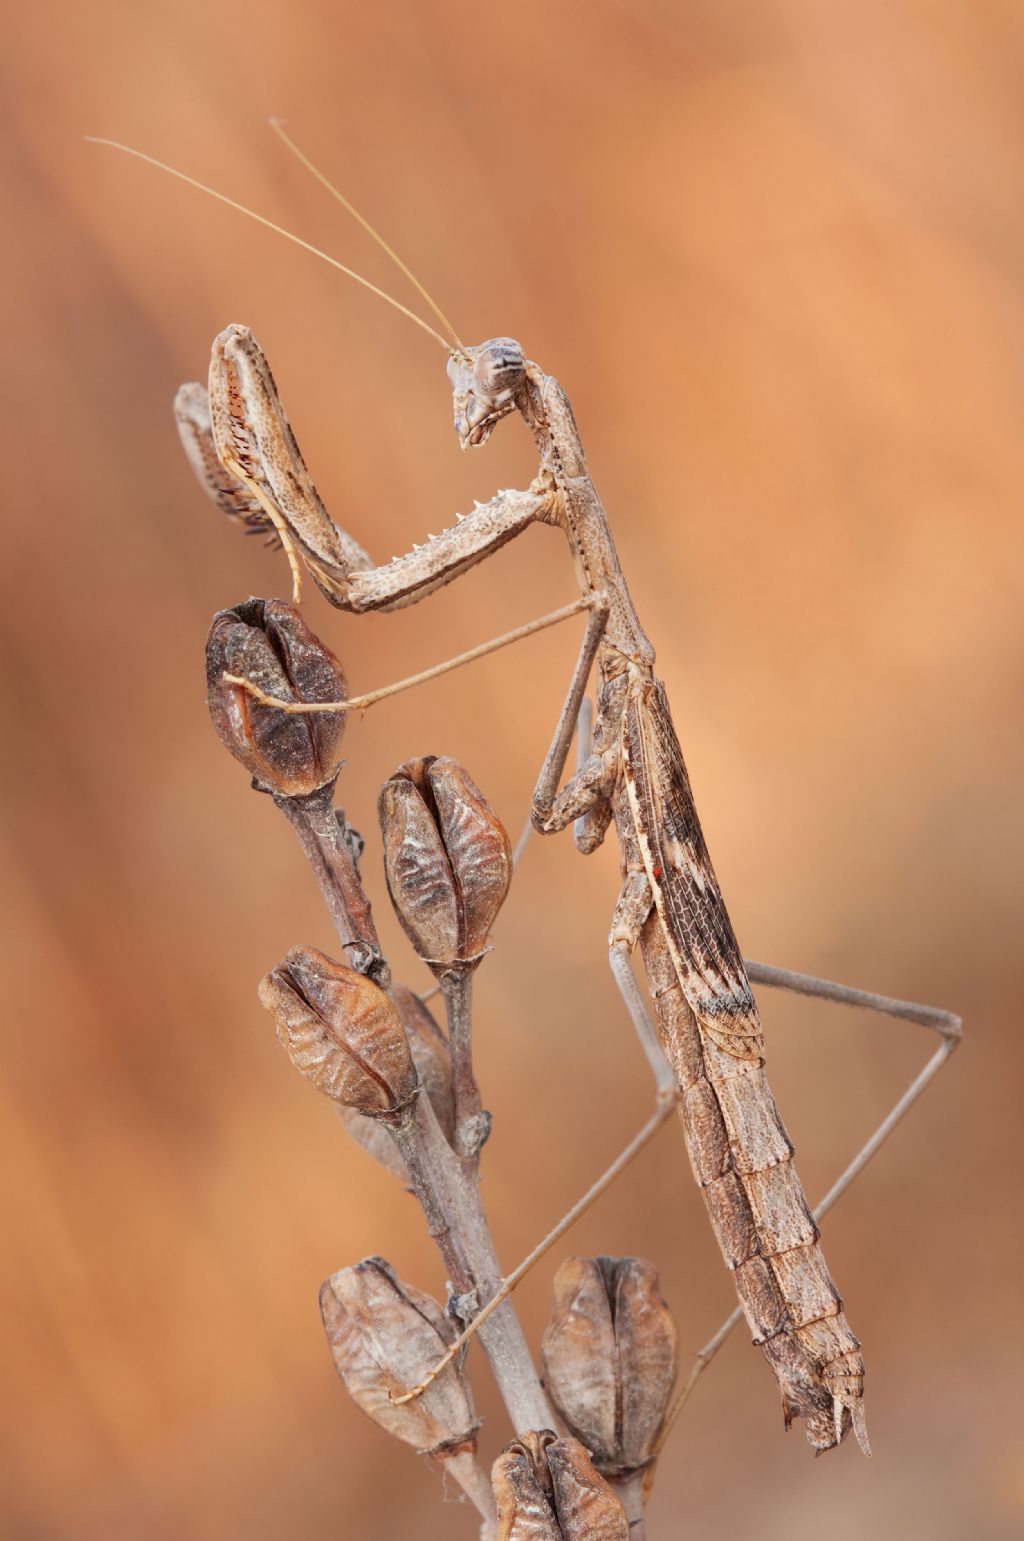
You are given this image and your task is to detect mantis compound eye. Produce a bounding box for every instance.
[471,338,525,398]
[449,338,526,447]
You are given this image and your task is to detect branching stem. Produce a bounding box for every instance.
[270,782,552,1436]
[442,972,487,1159]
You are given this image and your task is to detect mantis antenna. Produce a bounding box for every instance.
[85,137,456,352]
[268,119,463,352]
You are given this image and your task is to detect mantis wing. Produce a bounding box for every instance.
[624,680,765,1062]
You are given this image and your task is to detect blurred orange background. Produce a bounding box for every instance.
[3,2,1022,1536]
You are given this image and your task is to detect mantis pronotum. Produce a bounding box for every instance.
[93,129,961,1457]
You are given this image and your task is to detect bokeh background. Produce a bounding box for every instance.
[3,2,1022,1536]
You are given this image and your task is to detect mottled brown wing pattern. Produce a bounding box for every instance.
[626,679,867,1451]
[624,681,764,1060]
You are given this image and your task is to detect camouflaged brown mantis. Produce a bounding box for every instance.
[93,129,961,1457]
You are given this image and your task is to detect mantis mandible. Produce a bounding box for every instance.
[92,128,962,1456]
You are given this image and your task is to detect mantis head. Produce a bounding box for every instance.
[448,339,526,448]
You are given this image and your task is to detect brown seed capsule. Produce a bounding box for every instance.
[491,1431,628,1540]
[541,1257,677,1477]
[337,985,455,1176]
[320,1257,477,1457]
[379,756,512,975]
[206,598,347,797]
[259,947,417,1117]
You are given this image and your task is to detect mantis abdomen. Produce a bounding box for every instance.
[628,686,867,1453]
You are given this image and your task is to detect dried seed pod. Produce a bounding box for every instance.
[335,1103,408,1177]
[337,986,454,1175]
[541,1257,677,1477]
[491,1435,561,1541]
[545,1437,631,1541]
[491,1431,628,1540]
[379,756,512,975]
[320,1257,477,1456]
[392,984,456,1140]
[259,947,417,1117]
[206,598,347,796]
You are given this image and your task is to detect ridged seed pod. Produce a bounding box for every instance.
[379,756,512,976]
[206,598,347,796]
[259,946,416,1117]
[337,985,455,1176]
[320,1257,477,1456]
[541,1256,677,1478]
[491,1431,628,1539]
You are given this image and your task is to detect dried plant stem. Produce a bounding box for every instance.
[391,1096,553,1432]
[438,1447,498,1532]
[393,1099,675,1405]
[273,785,387,983]
[612,1472,647,1537]
[442,973,486,1158]
[272,784,551,1435]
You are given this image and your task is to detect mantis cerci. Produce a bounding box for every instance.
[91,127,961,1458]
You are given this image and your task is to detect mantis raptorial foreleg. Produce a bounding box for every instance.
[180,323,557,609]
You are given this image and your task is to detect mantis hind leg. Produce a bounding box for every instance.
[609,871,677,1102]
[530,595,611,831]
[651,960,962,1457]
[572,698,615,855]
[745,958,962,1216]
[513,696,614,866]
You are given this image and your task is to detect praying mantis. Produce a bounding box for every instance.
[92,128,962,1458]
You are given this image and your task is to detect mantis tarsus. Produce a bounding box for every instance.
[94,128,962,1458]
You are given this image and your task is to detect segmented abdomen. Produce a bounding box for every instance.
[624,681,868,1453]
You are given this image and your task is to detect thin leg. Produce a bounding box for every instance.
[608,872,677,1103]
[511,816,533,870]
[745,957,962,1213]
[423,691,598,1008]
[572,695,614,855]
[391,1098,676,1407]
[571,695,594,850]
[611,943,676,1102]
[406,964,960,1419]
[651,964,962,1458]
[744,958,962,1033]
[512,695,594,870]
[224,594,603,715]
[530,595,610,822]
